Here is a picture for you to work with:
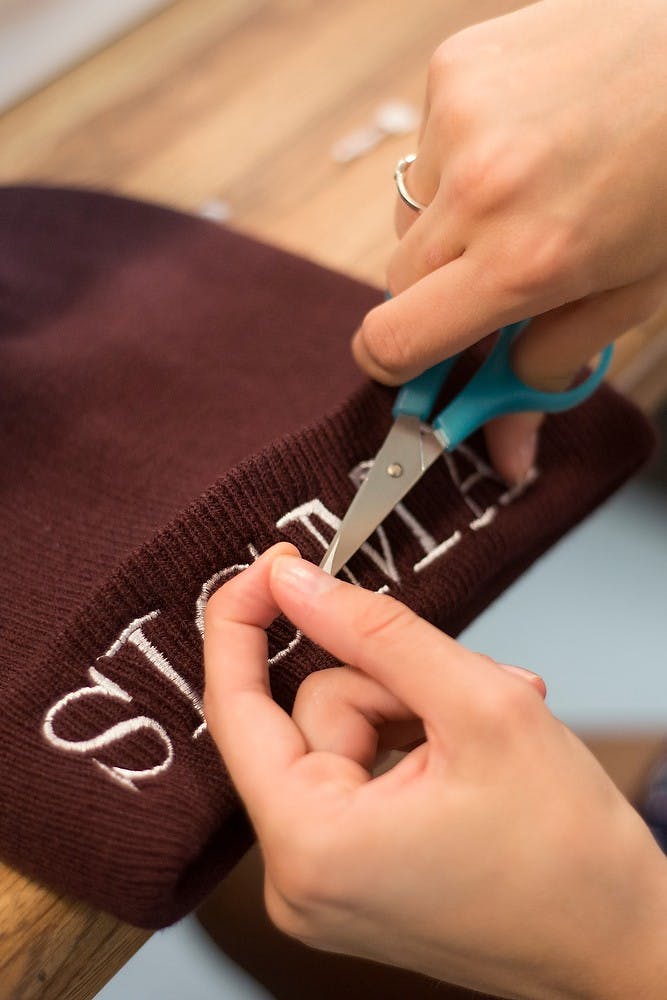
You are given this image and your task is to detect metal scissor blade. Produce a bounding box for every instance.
[319,414,445,576]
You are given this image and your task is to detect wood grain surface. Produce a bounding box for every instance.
[0,1,664,997]
[0,0,526,284]
[0,870,149,1000]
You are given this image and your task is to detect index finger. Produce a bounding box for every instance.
[203,543,306,819]
[269,556,501,735]
[352,253,553,385]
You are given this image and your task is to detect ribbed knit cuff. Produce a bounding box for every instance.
[1,376,654,927]
[0,183,656,929]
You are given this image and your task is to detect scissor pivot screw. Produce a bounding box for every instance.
[386,462,403,478]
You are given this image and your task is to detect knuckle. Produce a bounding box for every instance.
[270,861,316,913]
[432,77,476,139]
[503,222,576,298]
[428,44,477,132]
[427,29,475,95]
[475,652,498,670]
[450,144,499,212]
[264,880,321,945]
[421,239,451,272]
[264,882,302,938]
[428,28,495,135]
[475,679,538,735]
[385,251,407,296]
[359,307,413,380]
[354,594,414,645]
[427,39,458,97]
[292,668,340,721]
[296,668,330,703]
[451,136,534,218]
[387,242,448,294]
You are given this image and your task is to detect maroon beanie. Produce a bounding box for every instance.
[0,185,655,928]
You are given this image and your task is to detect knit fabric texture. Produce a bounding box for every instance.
[0,185,655,928]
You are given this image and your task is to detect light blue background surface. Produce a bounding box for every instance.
[462,477,667,729]
[97,465,667,1000]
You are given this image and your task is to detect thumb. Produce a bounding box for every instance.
[268,555,545,746]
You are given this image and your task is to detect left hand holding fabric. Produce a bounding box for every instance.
[203,544,667,1000]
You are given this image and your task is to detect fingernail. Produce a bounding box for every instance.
[500,663,547,696]
[272,556,339,597]
[262,541,301,561]
[351,327,368,367]
[501,663,539,682]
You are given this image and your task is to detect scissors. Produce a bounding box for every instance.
[320,318,613,577]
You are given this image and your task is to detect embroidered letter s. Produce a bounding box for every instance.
[42,665,173,792]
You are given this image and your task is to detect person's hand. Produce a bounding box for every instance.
[352,0,667,482]
[204,544,667,1000]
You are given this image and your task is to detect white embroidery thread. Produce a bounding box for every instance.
[42,666,174,792]
[470,506,497,531]
[413,530,462,574]
[195,566,249,638]
[499,465,539,506]
[444,445,503,518]
[269,630,303,665]
[351,461,438,555]
[196,563,302,672]
[276,500,358,583]
[42,444,537,792]
[103,612,206,737]
[277,497,402,583]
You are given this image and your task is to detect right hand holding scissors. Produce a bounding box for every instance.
[353,0,667,483]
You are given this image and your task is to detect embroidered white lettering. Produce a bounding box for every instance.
[103,612,205,736]
[277,497,400,583]
[42,666,173,792]
[196,562,302,671]
[413,530,462,574]
[277,500,357,582]
[444,445,503,518]
[195,567,249,639]
[41,445,537,793]
[470,506,497,531]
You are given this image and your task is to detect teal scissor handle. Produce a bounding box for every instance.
[393,355,458,420]
[393,320,533,421]
[393,319,613,451]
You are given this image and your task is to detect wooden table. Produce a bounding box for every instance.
[0,2,665,997]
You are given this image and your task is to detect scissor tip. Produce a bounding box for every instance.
[319,535,340,575]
